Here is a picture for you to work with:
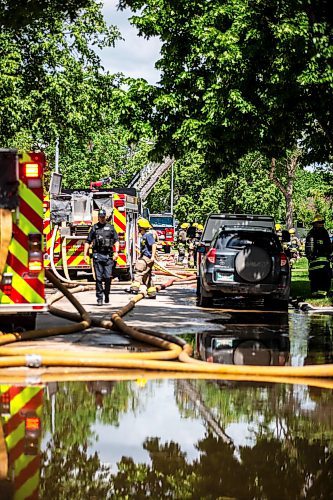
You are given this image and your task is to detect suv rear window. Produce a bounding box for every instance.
[215,231,281,253]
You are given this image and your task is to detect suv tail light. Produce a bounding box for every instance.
[280,253,288,267]
[206,248,217,264]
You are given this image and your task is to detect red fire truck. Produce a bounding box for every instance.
[0,149,47,331]
[148,213,175,253]
[44,175,139,281]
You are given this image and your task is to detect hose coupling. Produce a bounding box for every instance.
[25,354,42,368]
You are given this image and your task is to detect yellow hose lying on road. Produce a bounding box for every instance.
[0,208,12,282]
[1,270,333,380]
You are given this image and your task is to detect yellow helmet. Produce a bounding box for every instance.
[275,223,281,231]
[192,222,199,228]
[138,218,151,229]
[289,228,295,234]
[180,222,189,229]
[197,224,204,230]
[313,214,324,223]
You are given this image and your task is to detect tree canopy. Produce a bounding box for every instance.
[119,0,333,169]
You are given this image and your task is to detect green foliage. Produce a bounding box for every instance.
[119,0,333,169]
[0,1,120,150]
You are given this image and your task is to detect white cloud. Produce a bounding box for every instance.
[98,1,161,84]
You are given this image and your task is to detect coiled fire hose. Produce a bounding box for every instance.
[0,270,333,379]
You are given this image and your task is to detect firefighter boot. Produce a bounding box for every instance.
[129,281,140,294]
[147,286,157,299]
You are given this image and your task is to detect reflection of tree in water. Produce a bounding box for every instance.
[38,379,333,498]
[41,437,112,499]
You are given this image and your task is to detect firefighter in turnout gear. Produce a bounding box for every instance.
[84,208,119,306]
[130,218,157,298]
[305,215,332,297]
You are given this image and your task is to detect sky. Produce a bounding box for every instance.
[99,1,162,84]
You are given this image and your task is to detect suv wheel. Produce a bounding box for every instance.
[196,280,213,308]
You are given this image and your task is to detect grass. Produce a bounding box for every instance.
[290,257,333,307]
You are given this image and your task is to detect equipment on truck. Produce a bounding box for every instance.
[44,174,139,281]
[148,213,175,253]
[0,149,47,331]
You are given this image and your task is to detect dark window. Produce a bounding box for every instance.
[216,231,280,252]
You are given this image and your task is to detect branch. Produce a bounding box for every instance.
[269,157,287,197]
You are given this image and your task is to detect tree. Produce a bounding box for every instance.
[0,1,120,152]
[118,0,333,170]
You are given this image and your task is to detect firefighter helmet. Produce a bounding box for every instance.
[197,224,204,230]
[313,214,324,223]
[192,222,199,228]
[289,228,295,234]
[98,208,106,217]
[275,223,281,231]
[137,218,151,229]
[180,222,189,229]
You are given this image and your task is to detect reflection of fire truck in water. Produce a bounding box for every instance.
[148,213,175,253]
[43,174,139,281]
[0,149,47,332]
[0,384,44,499]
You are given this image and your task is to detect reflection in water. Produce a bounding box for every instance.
[1,314,333,498]
[196,311,290,366]
[1,376,333,499]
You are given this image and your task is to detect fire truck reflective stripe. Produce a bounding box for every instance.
[4,392,43,436]
[117,255,127,266]
[19,184,43,225]
[19,199,42,235]
[15,455,40,492]
[2,385,43,500]
[6,258,44,302]
[7,258,45,304]
[113,213,126,233]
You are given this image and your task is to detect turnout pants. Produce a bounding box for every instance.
[134,256,154,289]
[308,258,331,293]
[93,253,114,300]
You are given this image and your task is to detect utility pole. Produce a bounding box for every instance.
[55,137,59,174]
[170,162,174,216]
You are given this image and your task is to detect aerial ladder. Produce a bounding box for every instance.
[128,156,174,201]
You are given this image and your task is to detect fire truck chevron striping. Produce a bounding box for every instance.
[1,385,44,499]
[0,150,47,323]
[113,193,127,267]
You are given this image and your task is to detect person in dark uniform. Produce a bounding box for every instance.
[305,214,332,297]
[84,208,119,305]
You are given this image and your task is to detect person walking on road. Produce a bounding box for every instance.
[84,208,119,306]
[305,215,332,297]
[130,218,157,298]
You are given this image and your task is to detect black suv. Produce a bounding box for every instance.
[197,214,291,309]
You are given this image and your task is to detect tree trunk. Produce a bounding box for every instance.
[269,151,300,229]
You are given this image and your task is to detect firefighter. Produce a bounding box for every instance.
[130,218,157,298]
[275,223,283,242]
[84,208,119,306]
[305,215,332,297]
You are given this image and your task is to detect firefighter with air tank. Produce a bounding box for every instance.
[130,218,157,298]
[305,214,332,297]
[84,208,119,306]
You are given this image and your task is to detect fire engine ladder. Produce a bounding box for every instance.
[128,156,174,201]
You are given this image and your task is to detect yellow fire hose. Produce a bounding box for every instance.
[1,266,333,380]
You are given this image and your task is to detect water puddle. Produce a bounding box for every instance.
[1,312,333,498]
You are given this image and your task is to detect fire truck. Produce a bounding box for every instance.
[0,384,44,498]
[0,149,47,331]
[148,213,175,253]
[44,174,139,281]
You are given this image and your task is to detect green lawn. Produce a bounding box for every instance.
[291,257,333,307]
